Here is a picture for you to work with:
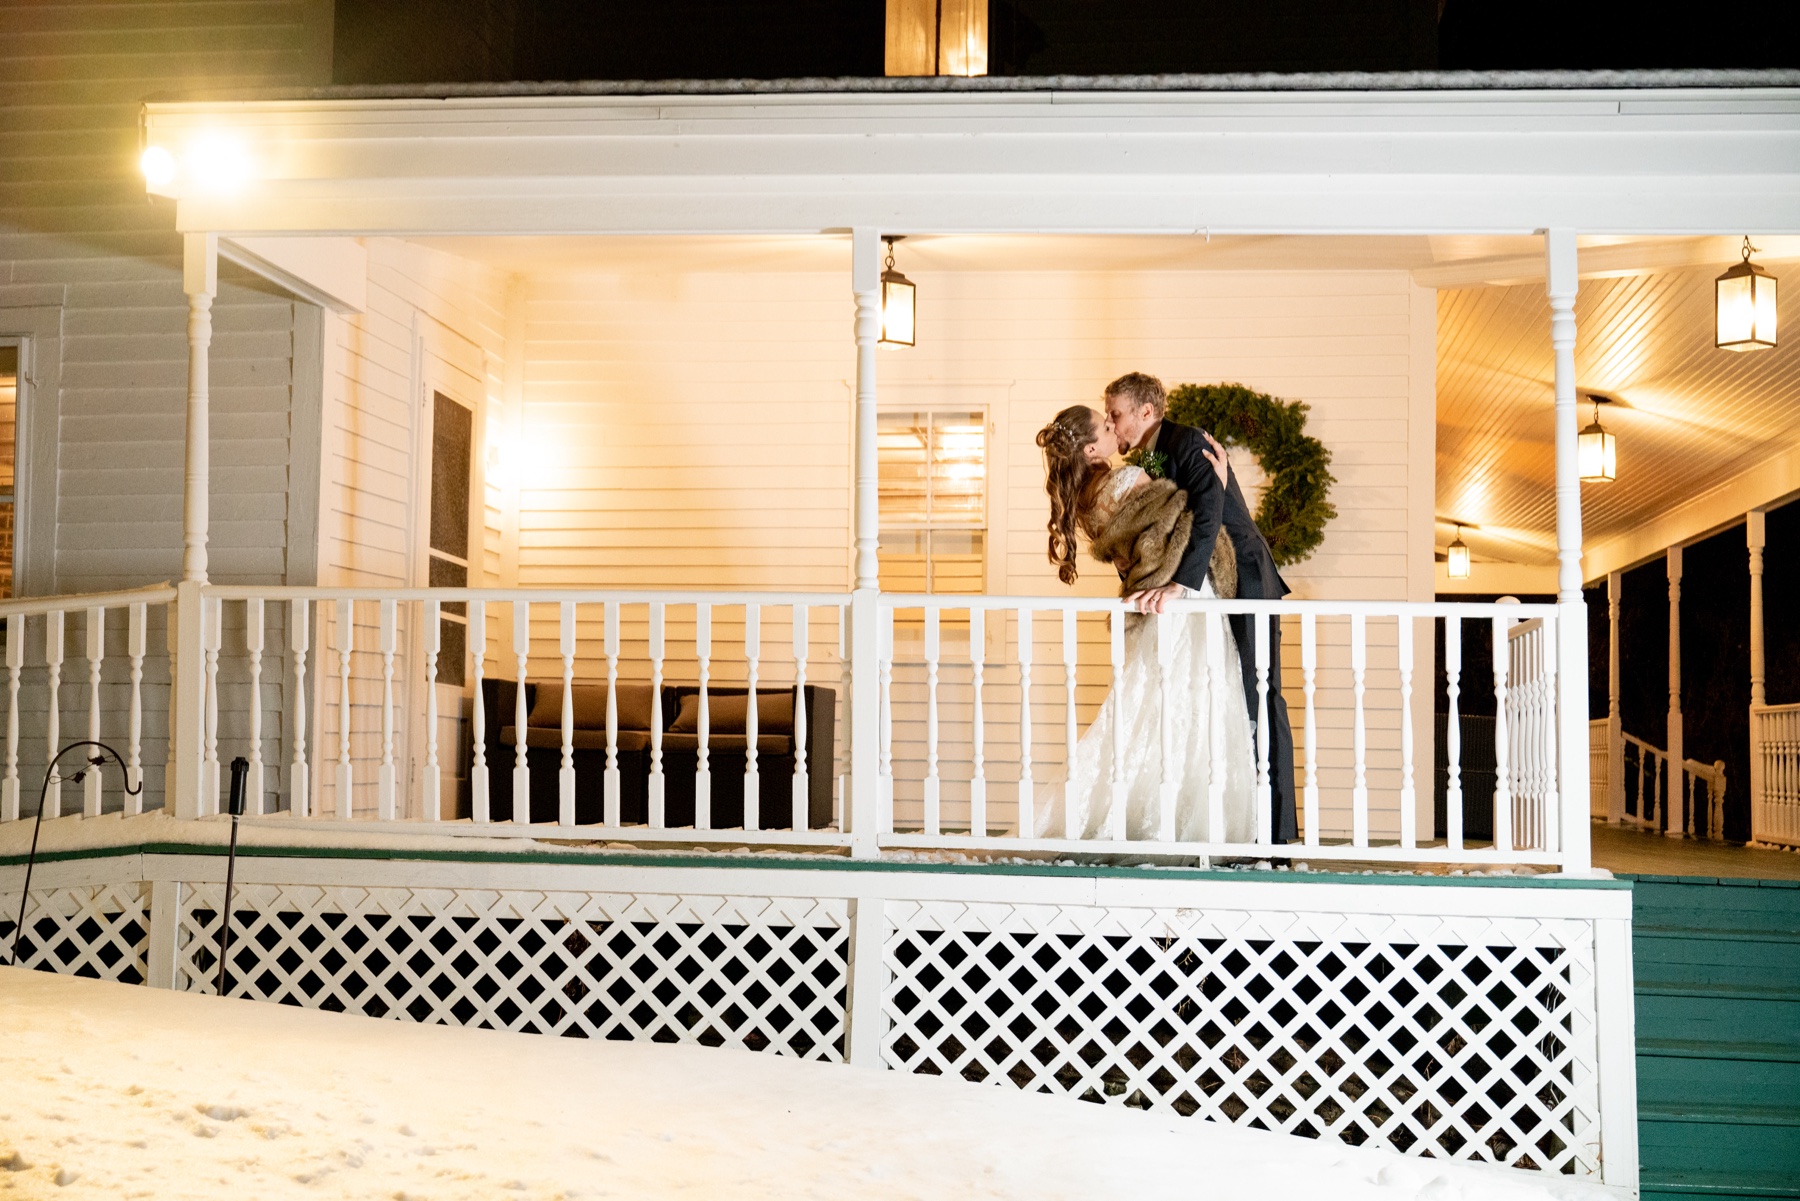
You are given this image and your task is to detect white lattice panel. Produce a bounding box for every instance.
[882,901,1600,1176]
[174,884,849,1060]
[0,882,149,984]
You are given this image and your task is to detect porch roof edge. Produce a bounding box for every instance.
[143,67,1800,106]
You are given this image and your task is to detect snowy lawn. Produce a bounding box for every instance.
[0,969,1621,1201]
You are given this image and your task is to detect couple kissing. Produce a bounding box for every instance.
[1034,372,1298,849]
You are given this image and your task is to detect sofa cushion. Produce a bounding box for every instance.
[501,726,652,752]
[661,732,794,756]
[668,690,795,737]
[525,682,656,732]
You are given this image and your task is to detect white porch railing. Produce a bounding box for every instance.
[876,594,1569,865]
[0,585,1591,870]
[1615,730,1727,840]
[0,586,177,820]
[1752,702,1800,848]
[1589,718,1611,820]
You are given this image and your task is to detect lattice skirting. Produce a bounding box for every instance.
[174,883,849,1061]
[0,882,150,984]
[1,867,1621,1182]
[882,901,1600,1175]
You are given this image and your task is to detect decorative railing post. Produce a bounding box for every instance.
[1546,229,1592,872]
[1606,571,1625,824]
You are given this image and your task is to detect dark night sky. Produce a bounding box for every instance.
[333,0,1800,86]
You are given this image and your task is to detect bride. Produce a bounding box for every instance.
[1033,405,1257,844]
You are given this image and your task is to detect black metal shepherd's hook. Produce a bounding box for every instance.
[216,756,249,998]
[7,741,139,968]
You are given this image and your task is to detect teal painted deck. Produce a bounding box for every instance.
[1630,875,1800,1200]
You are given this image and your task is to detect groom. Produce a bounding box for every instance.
[1104,372,1299,845]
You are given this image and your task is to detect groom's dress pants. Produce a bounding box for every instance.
[1228,612,1300,845]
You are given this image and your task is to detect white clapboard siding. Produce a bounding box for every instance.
[0,1,331,814]
[509,264,1431,838]
[315,238,507,817]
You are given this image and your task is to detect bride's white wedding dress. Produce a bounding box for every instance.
[1035,465,1259,844]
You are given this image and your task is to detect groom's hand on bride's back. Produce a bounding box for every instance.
[1202,431,1229,485]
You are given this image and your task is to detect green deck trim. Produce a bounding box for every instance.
[0,838,1633,888]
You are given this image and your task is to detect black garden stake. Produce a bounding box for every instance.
[215,755,249,997]
[8,741,138,967]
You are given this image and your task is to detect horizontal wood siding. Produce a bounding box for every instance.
[509,262,1432,839]
[0,1,329,814]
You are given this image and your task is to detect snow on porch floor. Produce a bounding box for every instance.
[0,971,1622,1201]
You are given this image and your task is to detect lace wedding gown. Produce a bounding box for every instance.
[1035,465,1259,844]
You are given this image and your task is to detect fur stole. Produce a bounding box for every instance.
[1088,477,1238,598]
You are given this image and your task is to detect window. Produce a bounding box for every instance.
[877,409,986,594]
[0,345,16,598]
[428,391,473,685]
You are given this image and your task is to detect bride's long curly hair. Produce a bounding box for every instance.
[1037,405,1111,585]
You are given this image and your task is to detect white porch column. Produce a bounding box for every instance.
[1546,230,1592,871]
[1667,545,1684,837]
[1748,510,1766,841]
[170,232,217,820]
[1607,570,1625,824]
[846,228,884,857]
[182,232,216,583]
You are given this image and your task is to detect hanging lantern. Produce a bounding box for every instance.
[1578,396,1617,483]
[1447,524,1471,580]
[1716,236,1778,351]
[880,237,916,347]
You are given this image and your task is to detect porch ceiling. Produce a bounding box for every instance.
[1438,239,1800,574]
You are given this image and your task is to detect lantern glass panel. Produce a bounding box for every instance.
[1579,425,1616,482]
[881,274,916,346]
[1717,264,1778,351]
[1447,540,1471,580]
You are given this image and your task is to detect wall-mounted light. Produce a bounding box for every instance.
[1447,523,1471,580]
[1716,236,1778,351]
[139,146,177,188]
[880,237,916,347]
[138,133,254,196]
[1578,395,1617,483]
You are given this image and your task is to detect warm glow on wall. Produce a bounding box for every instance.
[885,0,988,76]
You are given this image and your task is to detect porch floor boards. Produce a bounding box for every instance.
[1592,822,1800,882]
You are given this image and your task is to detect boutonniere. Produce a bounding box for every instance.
[1123,448,1169,480]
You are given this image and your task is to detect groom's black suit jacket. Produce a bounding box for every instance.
[1151,419,1299,843]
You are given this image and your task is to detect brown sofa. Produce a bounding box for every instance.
[476,678,833,829]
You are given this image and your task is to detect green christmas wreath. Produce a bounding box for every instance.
[1164,382,1337,567]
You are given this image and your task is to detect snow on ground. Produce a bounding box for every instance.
[0,970,1620,1201]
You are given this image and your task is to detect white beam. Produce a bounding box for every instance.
[1413,235,1800,290]
[1583,443,1800,580]
[141,89,1800,238]
[219,235,367,314]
